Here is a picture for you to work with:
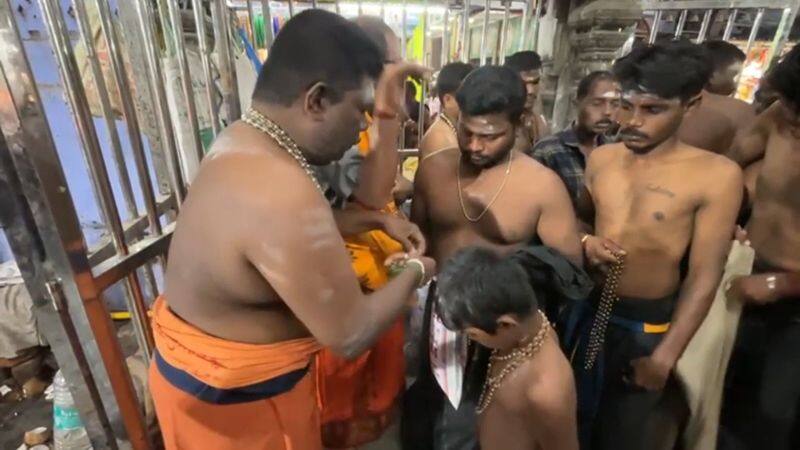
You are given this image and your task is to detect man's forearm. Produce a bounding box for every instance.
[333,209,385,237]
[653,275,717,366]
[779,272,800,298]
[340,266,419,358]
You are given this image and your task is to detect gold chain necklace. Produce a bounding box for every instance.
[583,253,625,370]
[439,113,457,135]
[457,151,513,223]
[241,107,324,195]
[477,309,550,414]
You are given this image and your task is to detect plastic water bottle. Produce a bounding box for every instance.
[52,370,93,450]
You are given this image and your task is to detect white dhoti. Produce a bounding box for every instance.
[676,241,754,450]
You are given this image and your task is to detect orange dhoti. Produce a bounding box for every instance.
[148,297,322,450]
[318,205,407,448]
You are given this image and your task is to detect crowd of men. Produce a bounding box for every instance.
[146,9,800,450]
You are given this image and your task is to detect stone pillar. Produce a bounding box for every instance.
[545,0,641,131]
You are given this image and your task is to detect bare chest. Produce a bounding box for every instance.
[425,166,540,245]
[592,166,699,238]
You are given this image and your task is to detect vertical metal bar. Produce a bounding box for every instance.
[696,9,713,44]
[479,0,489,65]
[246,0,257,44]
[312,0,318,9]
[0,3,147,447]
[72,0,138,221]
[45,280,118,449]
[648,10,662,44]
[441,5,450,67]
[399,0,407,149]
[164,0,205,163]
[41,0,127,256]
[401,0,407,59]
[461,0,470,62]
[194,0,221,137]
[211,0,241,123]
[674,9,687,39]
[498,0,510,64]
[40,0,155,439]
[518,0,530,51]
[766,6,798,68]
[380,0,385,20]
[93,0,161,237]
[531,0,543,52]
[261,0,275,47]
[289,0,296,17]
[357,0,362,16]
[335,0,341,15]
[418,0,429,142]
[135,0,187,205]
[744,8,765,59]
[723,9,738,41]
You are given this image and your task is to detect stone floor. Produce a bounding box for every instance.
[0,395,52,450]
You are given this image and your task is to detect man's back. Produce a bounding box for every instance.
[679,92,755,154]
[165,123,328,345]
[419,118,458,160]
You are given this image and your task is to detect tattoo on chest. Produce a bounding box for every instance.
[645,184,676,198]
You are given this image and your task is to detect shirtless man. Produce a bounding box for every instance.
[679,41,755,155]
[569,41,743,450]
[436,247,579,450]
[418,62,473,160]
[505,51,551,152]
[148,11,434,450]
[721,44,800,450]
[404,65,582,450]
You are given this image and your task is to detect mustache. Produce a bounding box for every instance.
[619,128,649,139]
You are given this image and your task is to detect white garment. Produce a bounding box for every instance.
[429,309,468,409]
[0,261,46,359]
[676,241,754,450]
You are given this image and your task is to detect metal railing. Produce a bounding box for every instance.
[0,1,552,448]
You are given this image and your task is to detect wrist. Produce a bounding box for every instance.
[406,258,426,288]
[651,346,679,370]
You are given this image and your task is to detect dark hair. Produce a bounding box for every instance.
[613,41,712,102]
[504,51,543,72]
[576,71,616,101]
[700,40,746,73]
[353,16,394,59]
[767,44,800,108]
[253,10,384,106]
[436,62,474,101]
[456,66,527,122]
[436,247,537,333]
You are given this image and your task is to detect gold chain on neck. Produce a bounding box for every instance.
[583,253,626,370]
[439,113,457,135]
[477,309,550,414]
[241,107,324,195]
[457,150,513,223]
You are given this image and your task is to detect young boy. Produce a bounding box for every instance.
[436,247,581,450]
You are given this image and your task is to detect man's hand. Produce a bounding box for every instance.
[374,62,431,119]
[384,253,436,287]
[727,273,782,305]
[628,354,673,391]
[380,215,426,256]
[583,235,626,268]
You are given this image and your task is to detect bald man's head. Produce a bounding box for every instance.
[354,16,401,63]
